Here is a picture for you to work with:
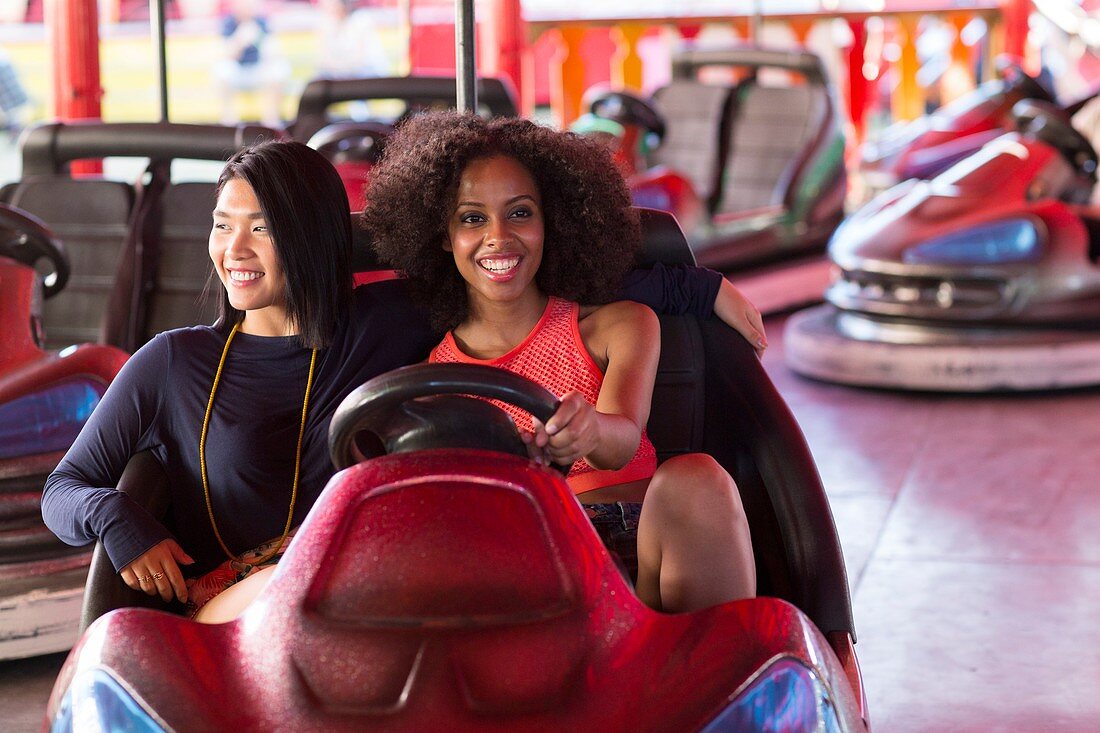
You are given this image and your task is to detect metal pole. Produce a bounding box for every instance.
[456,0,477,112]
[151,0,169,121]
[49,0,103,174]
[750,0,763,42]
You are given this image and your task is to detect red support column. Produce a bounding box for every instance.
[846,19,869,141]
[1000,0,1029,63]
[479,0,526,109]
[48,0,103,174]
[50,0,103,120]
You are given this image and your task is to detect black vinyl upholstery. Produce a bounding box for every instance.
[642,209,853,637]
[79,451,171,631]
[143,181,221,338]
[4,177,135,349]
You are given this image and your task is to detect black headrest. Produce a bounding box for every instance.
[289,76,519,142]
[21,122,281,176]
[636,207,697,267]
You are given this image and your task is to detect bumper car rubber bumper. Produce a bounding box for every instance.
[785,305,1100,392]
[0,558,88,661]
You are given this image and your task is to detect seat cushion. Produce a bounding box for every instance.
[6,177,135,349]
[142,182,220,342]
[650,82,735,208]
[716,84,829,215]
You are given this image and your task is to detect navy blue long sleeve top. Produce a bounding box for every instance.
[42,266,721,576]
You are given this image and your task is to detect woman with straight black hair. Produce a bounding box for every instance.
[211,140,352,349]
[42,139,765,622]
[43,141,439,620]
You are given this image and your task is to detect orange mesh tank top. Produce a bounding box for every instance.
[430,297,658,494]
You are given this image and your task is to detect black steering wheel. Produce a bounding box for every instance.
[1013,99,1099,180]
[0,202,69,298]
[588,91,666,141]
[1000,62,1055,104]
[308,121,393,166]
[329,363,570,475]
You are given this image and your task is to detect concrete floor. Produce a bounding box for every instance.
[3,312,1099,731]
[764,314,1100,732]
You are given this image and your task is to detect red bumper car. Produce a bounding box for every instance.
[0,203,128,660]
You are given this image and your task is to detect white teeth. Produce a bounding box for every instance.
[479,257,519,273]
[230,270,262,281]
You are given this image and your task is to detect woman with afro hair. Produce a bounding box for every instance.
[365,111,756,612]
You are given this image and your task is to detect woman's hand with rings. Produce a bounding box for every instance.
[120,538,195,604]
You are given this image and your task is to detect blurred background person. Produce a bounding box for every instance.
[213,0,290,127]
[315,0,394,80]
[0,43,30,139]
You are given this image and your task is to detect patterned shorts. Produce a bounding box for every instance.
[184,528,298,618]
[584,502,642,584]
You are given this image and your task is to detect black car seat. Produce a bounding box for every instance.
[2,165,135,350]
[649,81,736,212]
[714,79,831,217]
[78,450,171,629]
[10,122,279,352]
[288,76,519,143]
[141,179,222,341]
[634,208,854,645]
[79,208,856,657]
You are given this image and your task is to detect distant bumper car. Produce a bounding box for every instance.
[787,99,1100,391]
[0,203,128,660]
[46,211,868,731]
[289,76,519,209]
[577,46,848,274]
[859,62,1058,200]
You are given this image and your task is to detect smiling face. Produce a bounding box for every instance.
[209,177,291,336]
[446,155,545,312]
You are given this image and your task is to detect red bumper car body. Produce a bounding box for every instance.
[48,451,863,732]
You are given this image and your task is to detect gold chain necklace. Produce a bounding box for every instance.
[200,321,318,565]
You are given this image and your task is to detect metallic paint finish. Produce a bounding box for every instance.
[46,451,866,732]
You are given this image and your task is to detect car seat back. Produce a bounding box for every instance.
[650,81,735,210]
[639,208,854,639]
[715,82,831,215]
[143,180,221,338]
[15,122,278,351]
[3,176,135,349]
[289,76,519,142]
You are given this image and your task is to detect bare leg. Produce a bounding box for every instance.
[635,454,755,612]
[193,565,276,624]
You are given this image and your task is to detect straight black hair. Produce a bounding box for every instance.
[213,140,353,349]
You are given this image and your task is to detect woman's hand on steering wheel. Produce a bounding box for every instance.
[527,391,602,468]
[120,538,194,604]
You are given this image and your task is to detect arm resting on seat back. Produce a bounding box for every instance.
[79,450,171,632]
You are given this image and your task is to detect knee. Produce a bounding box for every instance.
[647,454,746,522]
